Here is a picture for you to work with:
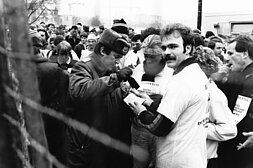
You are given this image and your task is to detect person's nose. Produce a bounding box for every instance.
[115,59,120,64]
[163,47,172,55]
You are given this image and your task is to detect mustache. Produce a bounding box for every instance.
[163,54,176,61]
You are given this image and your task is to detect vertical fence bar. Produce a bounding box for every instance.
[0,0,21,167]
[3,0,51,167]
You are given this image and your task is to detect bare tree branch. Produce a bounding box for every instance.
[26,0,56,25]
[27,0,38,11]
[29,7,47,25]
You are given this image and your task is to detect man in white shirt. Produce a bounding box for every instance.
[129,23,209,168]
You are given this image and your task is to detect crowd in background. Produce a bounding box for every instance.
[28,18,253,168]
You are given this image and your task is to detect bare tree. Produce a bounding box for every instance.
[72,16,81,25]
[25,0,57,25]
[90,15,102,27]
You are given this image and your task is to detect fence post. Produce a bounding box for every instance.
[2,0,52,167]
[0,1,22,166]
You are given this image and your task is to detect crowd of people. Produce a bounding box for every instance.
[29,18,253,168]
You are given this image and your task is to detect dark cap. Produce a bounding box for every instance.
[99,29,130,55]
[111,18,129,35]
[205,31,215,38]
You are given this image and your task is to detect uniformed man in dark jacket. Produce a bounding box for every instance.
[64,29,133,168]
[217,34,253,168]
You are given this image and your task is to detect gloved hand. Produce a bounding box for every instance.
[116,67,133,82]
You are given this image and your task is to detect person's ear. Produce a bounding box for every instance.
[242,51,249,59]
[185,45,192,55]
[100,46,105,56]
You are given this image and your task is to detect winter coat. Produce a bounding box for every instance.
[65,52,133,168]
[217,62,253,168]
[34,56,70,163]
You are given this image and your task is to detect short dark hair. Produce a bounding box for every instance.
[193,34,205,47]
[229,34,253,59]
[205,31,215,38]
[209,36,223,43]
[207,41,216,50]
[131,34,141,42]
[48,23,55,28]
[140,27,160,42]
[83,25,90,32]
[54,35,64,46]
[161,23,194,50]
[70,25,78,30]
[56,41,72,56]
[80,32,88,38]
[99,25,105,30]
[37,28,49,40]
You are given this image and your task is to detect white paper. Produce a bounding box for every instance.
[124,93,145,105]
[139,81,160,95]
[233,95,252,124]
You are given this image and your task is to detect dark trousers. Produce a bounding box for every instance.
[207,158,218,168]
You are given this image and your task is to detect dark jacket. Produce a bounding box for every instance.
[217,62,253,168]
[65,52,132,168]
[65,35,81,49]
[34,56,70,163]
[74,43,85,59]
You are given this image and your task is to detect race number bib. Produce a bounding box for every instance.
[233,95,252,124]
[139,81,160,95]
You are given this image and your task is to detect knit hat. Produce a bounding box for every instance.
[142,34,163,56]
[111,18,129,36]
[99,29,130,55]
[87,33,97,41]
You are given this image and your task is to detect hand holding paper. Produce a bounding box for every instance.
[130,89,153,106]
[124,93,145,105]
[128,100,147,116]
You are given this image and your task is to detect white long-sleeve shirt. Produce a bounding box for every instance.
[206,80,237,159]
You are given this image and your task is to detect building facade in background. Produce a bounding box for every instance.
[203,11,253,36]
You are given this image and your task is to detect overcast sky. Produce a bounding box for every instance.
[160,0,253,27]
[59,0,253,29]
